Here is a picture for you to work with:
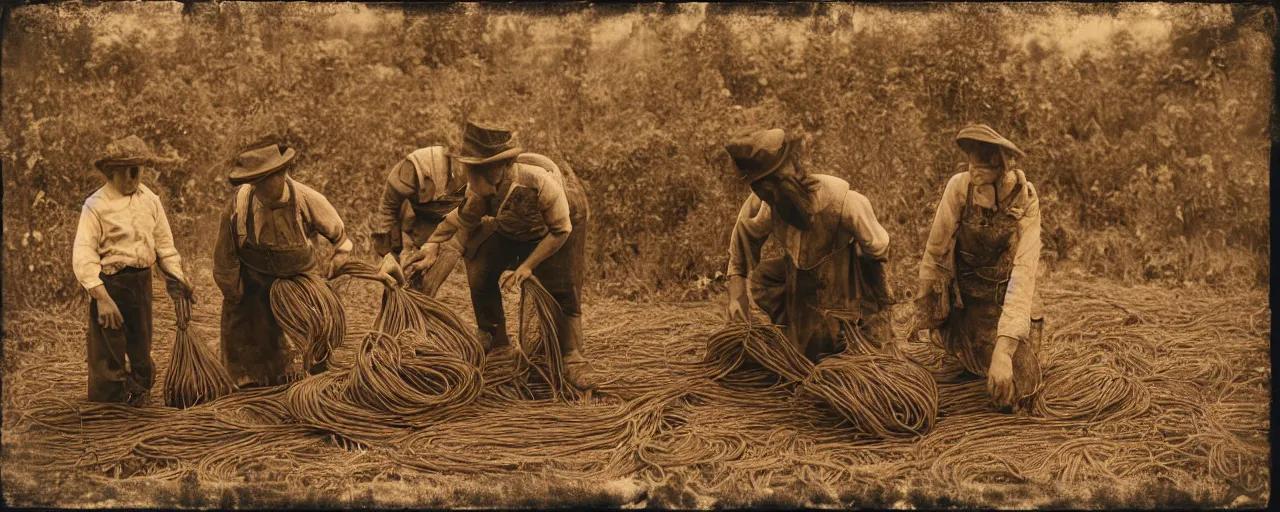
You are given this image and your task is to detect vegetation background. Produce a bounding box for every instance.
[1,2,1272,312]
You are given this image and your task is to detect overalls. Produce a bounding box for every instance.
[220,181,318,387]
[938,180,1043,409]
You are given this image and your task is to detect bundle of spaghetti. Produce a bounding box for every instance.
[333,259,485,367]
[161,298,237,409]
[797,315,938,438]
[389,388,681,478]
[1033,356,1152,422]
[269,272,347,370]
[342,330,483,424]
[512,276,580,401]
[692,322,810,383]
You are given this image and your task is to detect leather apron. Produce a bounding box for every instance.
[220,181,316,387]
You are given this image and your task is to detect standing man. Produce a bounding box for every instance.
[73,135,195,406]
[725,129,895,363]
[406,122,600,391]
[213,142,353,387]
[371,145,468,296]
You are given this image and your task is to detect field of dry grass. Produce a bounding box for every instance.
[1,258,1269,509]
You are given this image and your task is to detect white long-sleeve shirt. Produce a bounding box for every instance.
[72,182,185,290]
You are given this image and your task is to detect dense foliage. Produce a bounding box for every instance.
[2,3,1271,309]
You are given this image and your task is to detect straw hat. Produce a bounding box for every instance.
[93,135,180,174]
[955,124,1026,158]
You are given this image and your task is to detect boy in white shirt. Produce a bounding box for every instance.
[72,135,195,406]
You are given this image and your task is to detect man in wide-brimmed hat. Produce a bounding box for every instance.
[407,121,601,391]
[371,139,568,297]
[910,124,1045,413]
[725,128,895,363]
[213,141,353,387]
[73,135,195,406]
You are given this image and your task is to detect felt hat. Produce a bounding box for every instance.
[725,129,796,184]
[93,135,180,173]
[228,144,297,185]
[955,124,1026,158]
[451,121,523,165]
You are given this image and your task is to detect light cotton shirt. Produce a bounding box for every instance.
[72,182,185,290]
[917,169,1042,341]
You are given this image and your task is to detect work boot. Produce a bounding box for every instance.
[563,350,602,391]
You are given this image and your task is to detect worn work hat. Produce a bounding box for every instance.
[955,124,1026,158]
[228,144,297,185]
[93,135,180,174]
[451,121,523,165]
[725,128,796,184]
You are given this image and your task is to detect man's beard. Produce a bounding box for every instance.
[772,177,815,231]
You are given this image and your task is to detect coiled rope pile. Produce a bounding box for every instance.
[3,275,1269,506]
[799,313,939,438]
[269,273,347,372]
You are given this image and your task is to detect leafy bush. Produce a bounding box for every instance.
[2,3,1271,311]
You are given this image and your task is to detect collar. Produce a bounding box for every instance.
[102,181,139,200]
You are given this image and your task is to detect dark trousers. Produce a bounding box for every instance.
[86,267,154,402]
[466,228,586,351]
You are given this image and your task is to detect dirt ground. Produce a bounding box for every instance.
[1,259,1271,509]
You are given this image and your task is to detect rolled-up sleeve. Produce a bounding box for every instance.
[997,185,1042,341]
[727,194,772,278]
[428,191,484,247]
[72,204,105,290]
[918,173,966,291]
[372,159,418,256]
[537,173,572,237]
[298,183,351,252]
[149,192,185,281]
[841,190,889,261]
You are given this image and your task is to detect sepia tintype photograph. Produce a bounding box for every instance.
[0,1,1272,509]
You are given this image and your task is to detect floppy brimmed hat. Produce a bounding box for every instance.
[451,122,523,165]
[228,144,297,185]
[93,135,180,174]
[955,124,1026,158]
[725,128,797,184]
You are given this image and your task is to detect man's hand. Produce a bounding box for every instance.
[378,253,406,288]
[987,352,1015,407]
[405,242,440,279]
[727,300,751,324]
[906,318,924,343]
[500,265,534,293]
[97,296,125,330]
[328,251,352,279]
[399,246,422,269]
